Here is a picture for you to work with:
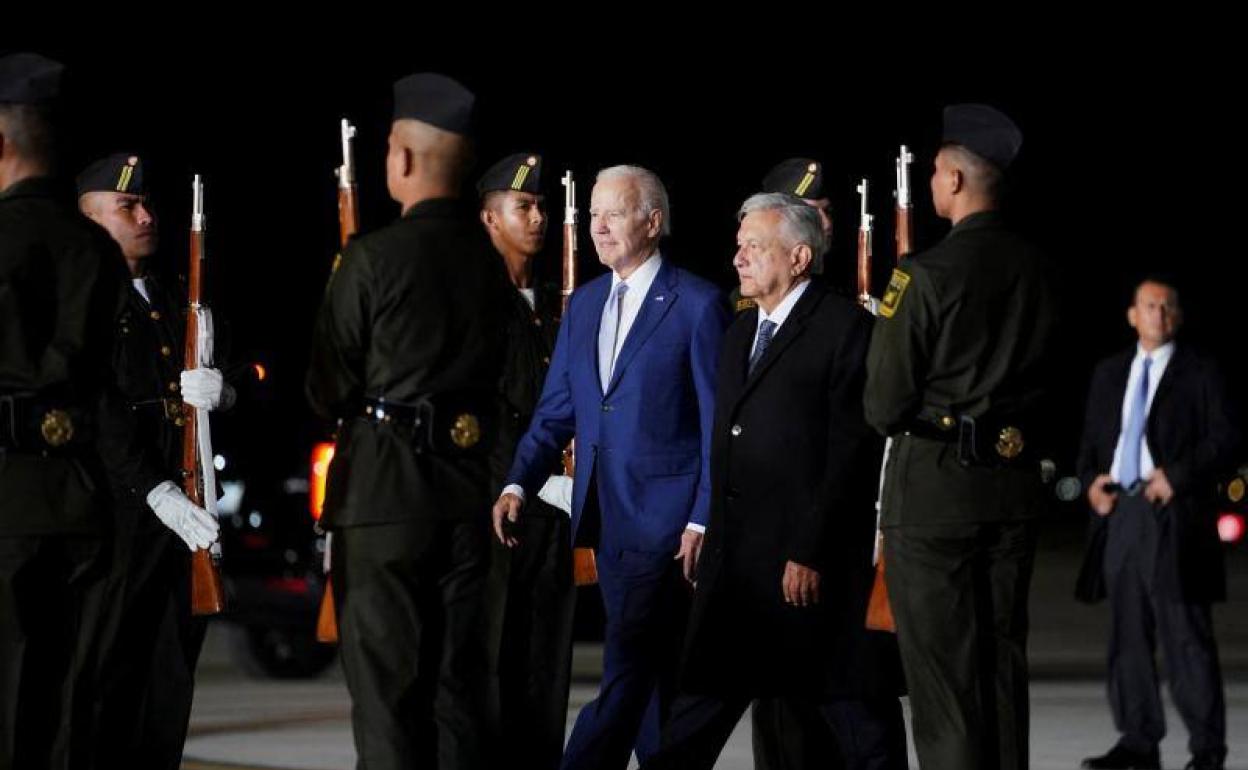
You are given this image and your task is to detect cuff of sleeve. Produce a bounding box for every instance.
[502,483,526,503]
[685,522,706,534]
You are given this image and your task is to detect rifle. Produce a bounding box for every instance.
[856,178,876,312]
[316,118,360,644]
[187,174,226,616]
[562,171,598,587]
[894,144,915,261]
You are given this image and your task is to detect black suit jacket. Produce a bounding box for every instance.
[1076,343,1240,602]
[680,280,902,699]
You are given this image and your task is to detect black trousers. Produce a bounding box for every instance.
[485,510,575,770]
[1104,494,1225,758]
[752,697,844,770]
[335,518,491,770]
[0,533,104,770]
[644,693,907,770]
[884,520,1037,770]
[74,510,206,770]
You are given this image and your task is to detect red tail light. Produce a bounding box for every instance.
[1217,513,1244,544]
[310,442,336,520]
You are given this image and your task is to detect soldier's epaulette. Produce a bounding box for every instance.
[735,297,757,313]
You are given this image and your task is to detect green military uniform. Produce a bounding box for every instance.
[306,74,510,770]
[0,53,140,769]
[864,105,1060,770]
[476,153,576,770]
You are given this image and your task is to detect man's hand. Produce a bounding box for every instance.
[146,480,219,551]
[1088,473,1118,516]
[675,529,704,583]
[782,561,821,607]
[180,367,234,411]
[492,493,523,547]
[1145,468,1175,506]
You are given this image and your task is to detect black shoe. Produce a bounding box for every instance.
[1185,750,1226,770]
[1081,744,1162,769]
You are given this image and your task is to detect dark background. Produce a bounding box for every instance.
[6,34,1238,497]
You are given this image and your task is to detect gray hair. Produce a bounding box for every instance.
[596,164,671,236]
[738,192,828,256]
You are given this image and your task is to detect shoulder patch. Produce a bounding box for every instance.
[331,252,343,275]
[879,269,911,318]
[735,297,757,313]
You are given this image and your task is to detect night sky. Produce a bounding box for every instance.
[7,33,1235,496]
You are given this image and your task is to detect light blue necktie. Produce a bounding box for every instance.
[598,282,629,391]
[1119,355,1152,486]
[748,320,777,375]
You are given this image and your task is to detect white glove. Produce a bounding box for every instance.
[146,480,220,551]
[180,368,235,411]
[537,474,574,516]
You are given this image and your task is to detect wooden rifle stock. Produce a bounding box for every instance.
[560,171,597,587]
[187,175,225,616]
[317,119,361,644]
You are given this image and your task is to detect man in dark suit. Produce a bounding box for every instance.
[306,73,510,770]
[1077,277,1238,770]
[644,193,907,770]
[493,164,730,770]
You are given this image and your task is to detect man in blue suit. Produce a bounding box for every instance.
[493,164,729,770]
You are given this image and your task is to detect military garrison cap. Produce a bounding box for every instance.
[392,72,475,136]
[76,153,146,197]
[477,153,542,197]
[942,104,1023,169]
[0,52,63,104]
[762,158,825,199]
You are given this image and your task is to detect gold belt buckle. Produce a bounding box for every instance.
[450,413,481,450]
[40,409,75,448]
[995,426,1025,459]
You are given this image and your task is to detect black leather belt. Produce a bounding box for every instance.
[359,393,494,456]
[904,413,1029,468]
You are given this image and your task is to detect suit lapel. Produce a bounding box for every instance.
[720,310,755,412]
[1150,344,1185,413]
[734,282,823,406]
[605,261,679,395]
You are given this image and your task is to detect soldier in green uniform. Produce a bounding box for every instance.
[306,73,510,770]
[864,104,1061,770]
[477,152,576,769]
[76,153,231,769]
[0,52,143,768]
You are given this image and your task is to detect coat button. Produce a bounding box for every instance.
[150,310,161,321]
[160,345,171,357]
[730,424,743,436]
[168,382,179,393]
[601,404,613,412]
[542,356,551,365]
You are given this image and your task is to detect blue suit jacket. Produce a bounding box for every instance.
[507,258,729,555]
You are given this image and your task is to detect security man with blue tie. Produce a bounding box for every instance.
[1077,277,1238,770]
